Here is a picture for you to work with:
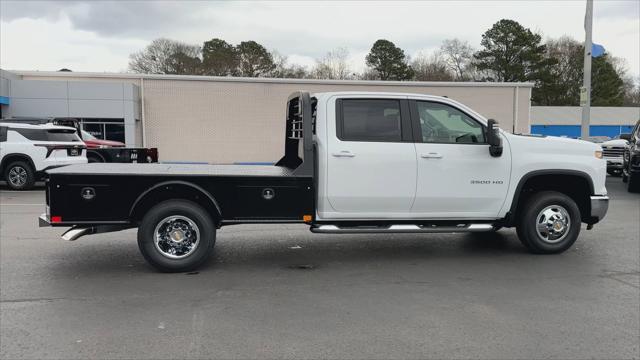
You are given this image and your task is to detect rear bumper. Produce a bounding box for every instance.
[39,213,50,227]
[589,195,609,224]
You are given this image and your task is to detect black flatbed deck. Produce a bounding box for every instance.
[48,163,297,177]
[46,163,313,225]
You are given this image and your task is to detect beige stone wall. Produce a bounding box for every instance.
[142,79,531,163]
[17,72,532,163]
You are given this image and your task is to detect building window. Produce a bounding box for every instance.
[79,118,125,143]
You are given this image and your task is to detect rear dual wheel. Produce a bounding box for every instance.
[137,200,216,272]
[516,191,581,254]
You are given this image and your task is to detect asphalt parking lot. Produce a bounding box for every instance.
[0,178,638,359]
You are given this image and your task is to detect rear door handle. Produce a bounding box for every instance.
[332,151,355,158]
[421,152,443,159]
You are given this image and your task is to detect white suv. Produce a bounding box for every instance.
[0,122,87,190]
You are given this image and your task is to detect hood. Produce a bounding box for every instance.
[83,139,126,148]
[600,139,628,148]
[507,133,601,155]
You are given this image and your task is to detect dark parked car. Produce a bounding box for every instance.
[621,119,640,193]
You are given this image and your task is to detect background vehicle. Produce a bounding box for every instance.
[1,117,158,163]
[621,119,640,192]
[0,122,86,190]
[600,138,628,176]
[579,136,611,143]
[40,91,609,272]
[81,130,126,149]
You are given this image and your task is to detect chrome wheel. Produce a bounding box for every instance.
[8,166,27,187]
[536,205,571,244]
[154,215,200,259]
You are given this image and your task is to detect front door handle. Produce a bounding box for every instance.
[421,152,443,159]
[332,151,356,158]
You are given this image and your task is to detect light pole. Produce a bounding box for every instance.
[580,0,593,140]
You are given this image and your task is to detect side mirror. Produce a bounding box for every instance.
[620,133,632,141]
[487,119,503,157]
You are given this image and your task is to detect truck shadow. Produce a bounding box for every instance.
[45,229,527,276]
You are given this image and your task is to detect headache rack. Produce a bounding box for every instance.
[275,91,315,176]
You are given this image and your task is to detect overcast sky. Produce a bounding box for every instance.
[1,0,638,79]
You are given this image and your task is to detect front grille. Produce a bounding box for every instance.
[602,147,625,158]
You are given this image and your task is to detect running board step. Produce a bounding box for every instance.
[310,224,494,234]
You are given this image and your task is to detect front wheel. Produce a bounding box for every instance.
[517,191,581,254]
[137,200,216,272]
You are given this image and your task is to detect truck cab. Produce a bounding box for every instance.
[40,91,609,272]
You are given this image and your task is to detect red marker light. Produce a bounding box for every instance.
[51,216,62,223]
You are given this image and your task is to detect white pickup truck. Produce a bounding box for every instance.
[40,91,609,272]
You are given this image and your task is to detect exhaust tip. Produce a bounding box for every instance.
[61,227,94,241]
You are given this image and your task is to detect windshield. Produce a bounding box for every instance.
[81,130,97,140]
[45,129,82,142]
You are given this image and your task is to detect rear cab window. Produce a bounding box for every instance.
[337,99,411,142]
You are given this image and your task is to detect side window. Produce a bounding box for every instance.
[339,99,402,142]
[0,127,7,142]
[14,129,48,141]
[15,128,81,142]
[416,101,485,144]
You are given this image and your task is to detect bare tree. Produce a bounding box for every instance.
[411,51,454,81]
[440,39,474,81]
[129,38,201,75]
[614,58,640,106]
[312,48,353,80]
[271,51,309,79]
[623,78,640,106]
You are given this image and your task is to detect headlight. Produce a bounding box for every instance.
[595,150,603,159]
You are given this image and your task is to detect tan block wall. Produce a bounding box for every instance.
[19,73,532,163]
[142,79,531,163]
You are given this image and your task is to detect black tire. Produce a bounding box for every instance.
[3,161,35,190]
[516,191,581,254]
[628,173,640,193]
[137,200,216,272]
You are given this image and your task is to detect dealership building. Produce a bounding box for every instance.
[1,69,637,163]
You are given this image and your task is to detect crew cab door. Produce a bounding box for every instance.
[323,96,417,217]
[410,100,511,218]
